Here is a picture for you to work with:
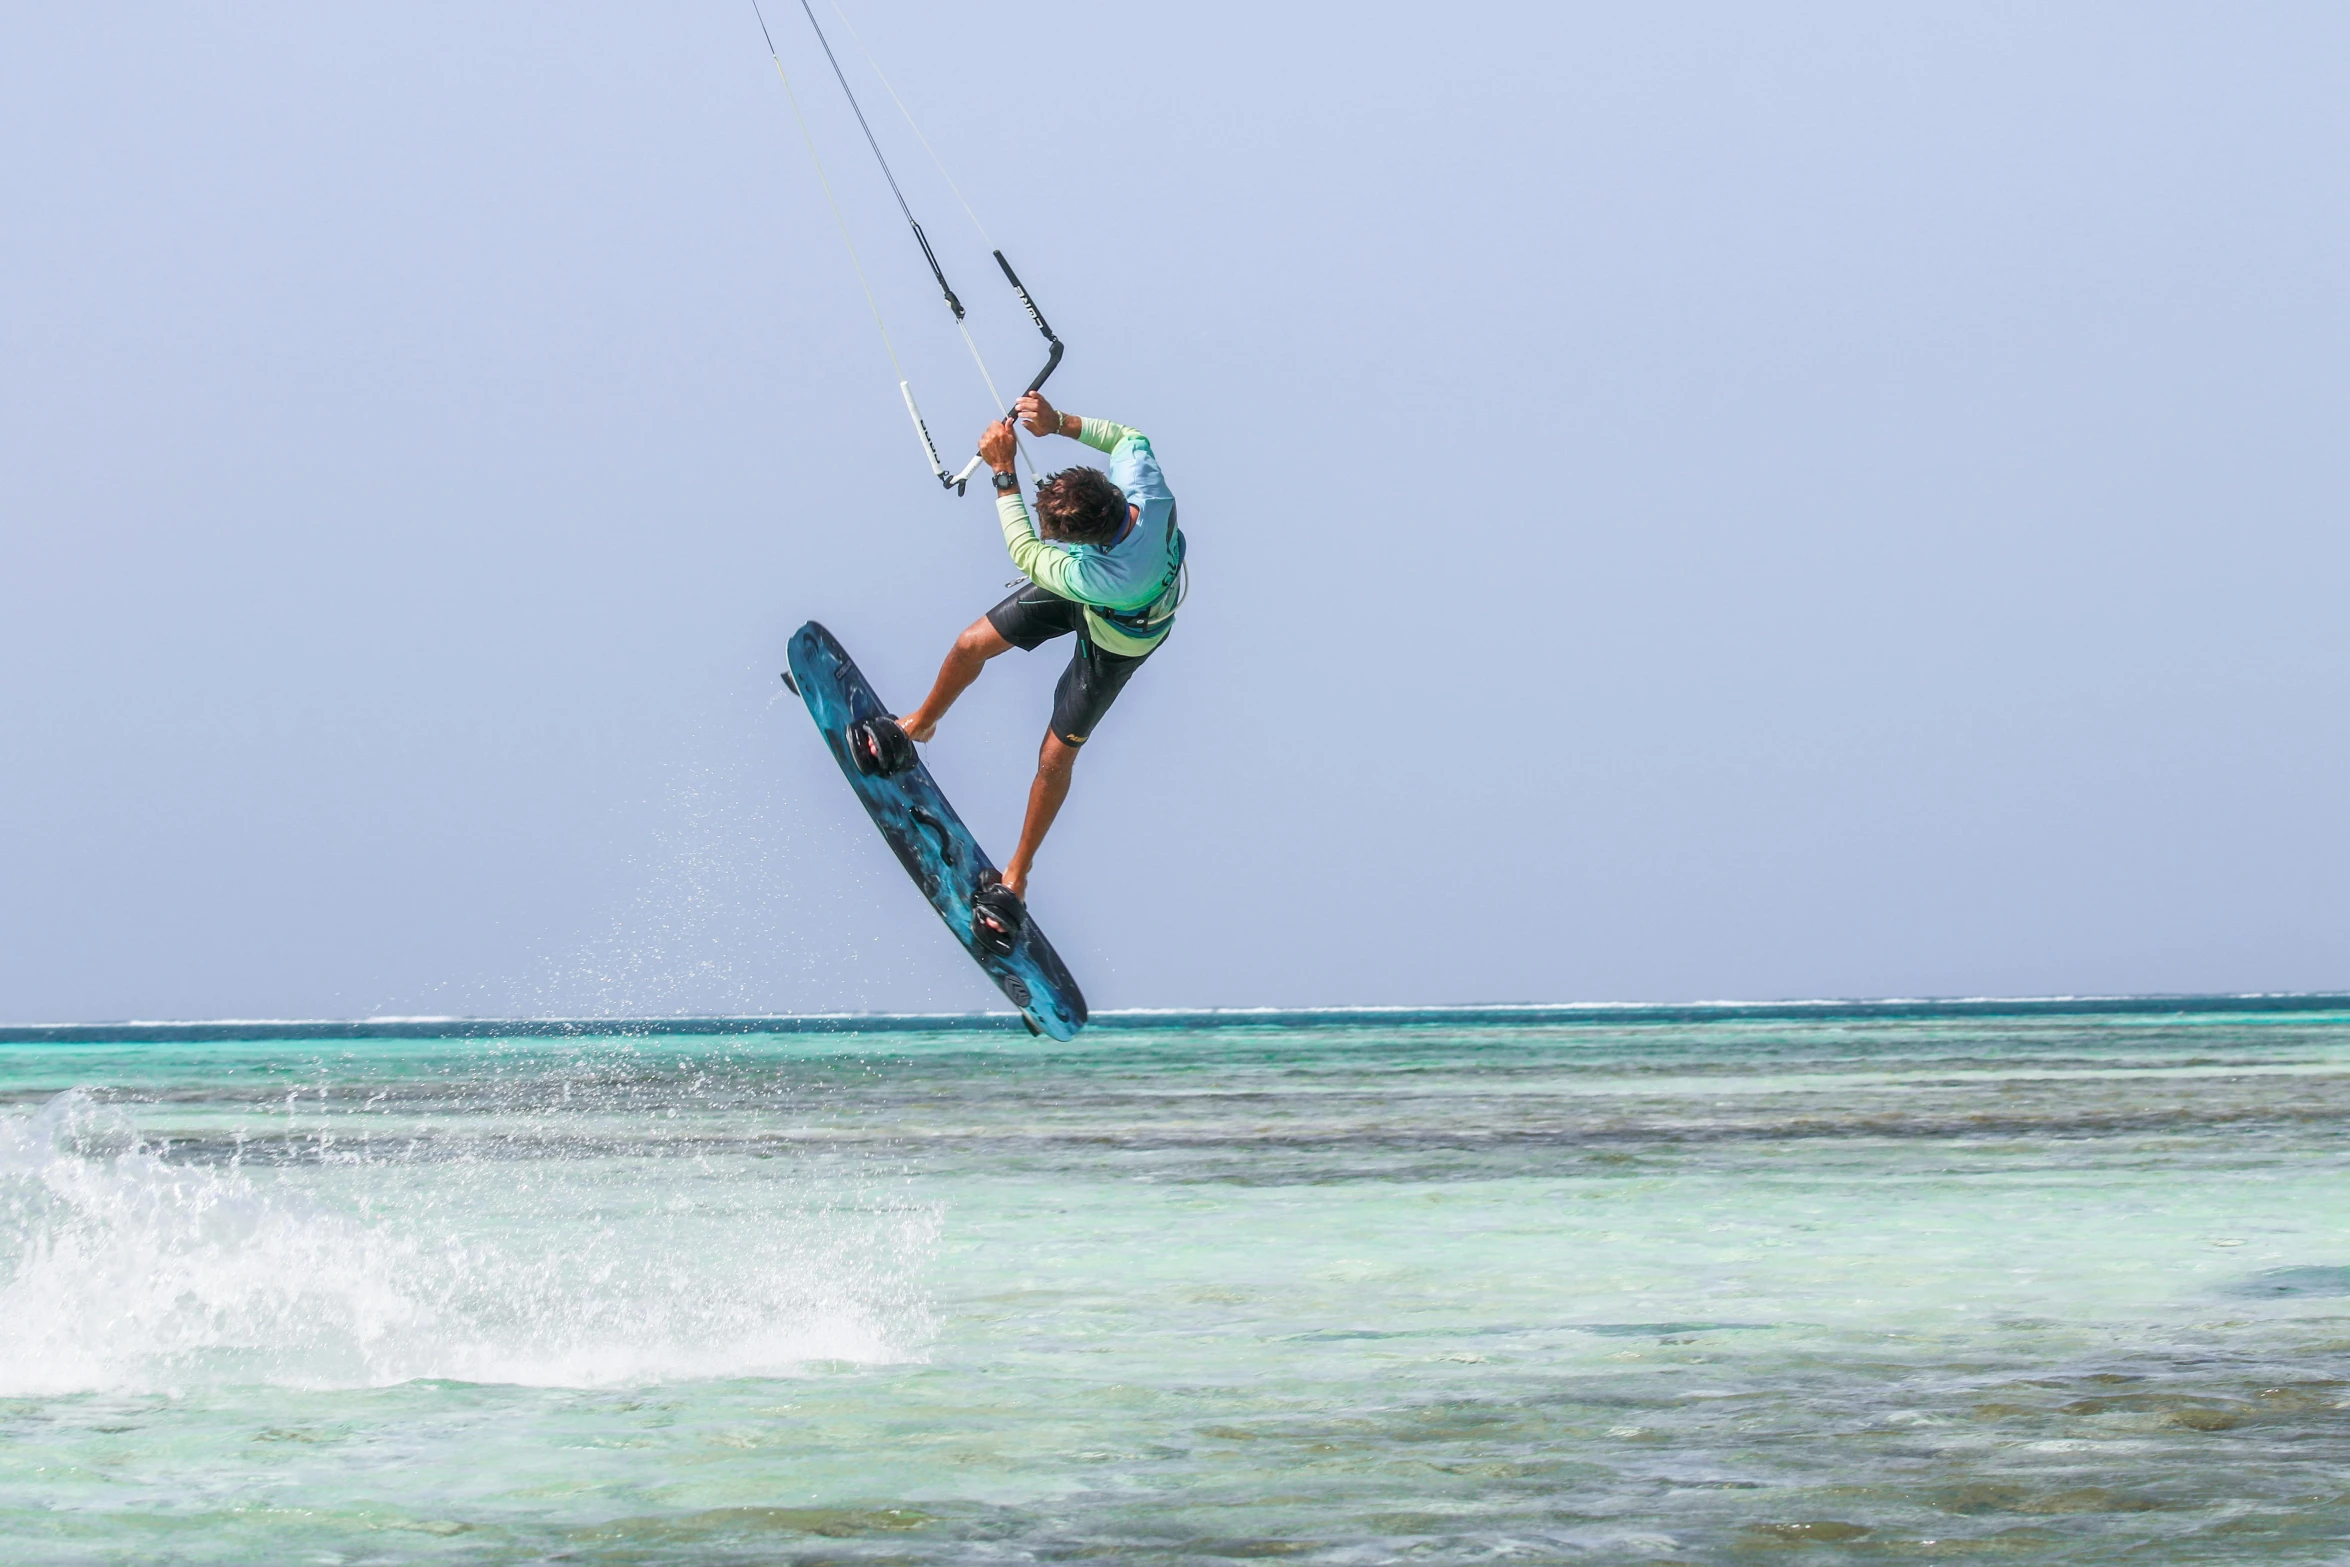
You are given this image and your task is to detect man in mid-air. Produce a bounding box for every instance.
[886,390,1184,915]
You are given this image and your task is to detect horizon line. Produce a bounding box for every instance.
[4,990,2347,1044]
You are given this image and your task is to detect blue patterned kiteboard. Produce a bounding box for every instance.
[784,621,1088,1040]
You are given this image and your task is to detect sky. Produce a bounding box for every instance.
[3,2,2344,1021]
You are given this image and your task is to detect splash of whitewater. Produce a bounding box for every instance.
[0,1089,937,1395]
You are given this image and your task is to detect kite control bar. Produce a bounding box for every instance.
[904,380,981,495]
[923,252,1064,496]
[996,250,1063,405]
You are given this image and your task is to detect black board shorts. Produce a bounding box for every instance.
[986,583,1156,747]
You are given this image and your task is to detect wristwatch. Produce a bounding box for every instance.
[992,470,1020,493]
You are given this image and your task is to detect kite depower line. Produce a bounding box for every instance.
[751,0,1062,494]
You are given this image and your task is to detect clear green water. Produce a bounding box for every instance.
[4,1008,2349,1564]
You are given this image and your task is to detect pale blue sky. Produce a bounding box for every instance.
[4,2,2344,1020]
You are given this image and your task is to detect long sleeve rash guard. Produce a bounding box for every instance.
[995,418,1183,656]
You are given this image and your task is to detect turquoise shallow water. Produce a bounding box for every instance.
[4,1003,2349,1564]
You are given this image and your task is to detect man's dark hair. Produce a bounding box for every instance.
[1034,466,1126,546]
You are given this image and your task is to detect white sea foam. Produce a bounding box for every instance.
[0,1090,936,1396]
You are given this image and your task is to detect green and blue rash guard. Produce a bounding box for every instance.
[996,417,1184,657]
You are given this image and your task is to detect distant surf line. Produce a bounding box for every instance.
[5,992,2347,1044]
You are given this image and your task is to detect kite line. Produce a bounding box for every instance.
[750,0,1063,493]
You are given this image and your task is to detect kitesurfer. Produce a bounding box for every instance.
[896,390,1184,900]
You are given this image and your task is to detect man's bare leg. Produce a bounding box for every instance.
[1001,731,1079,899]
[901,617,1012,742]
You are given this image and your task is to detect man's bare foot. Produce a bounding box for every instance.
[899,710,937,743]
[1001,864,1029,899]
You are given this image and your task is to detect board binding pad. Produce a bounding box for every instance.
[785,621,1088,1040]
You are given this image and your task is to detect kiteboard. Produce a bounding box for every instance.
[783,621,1088,1040]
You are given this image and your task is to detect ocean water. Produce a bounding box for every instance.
[3,1001,2348,1564]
